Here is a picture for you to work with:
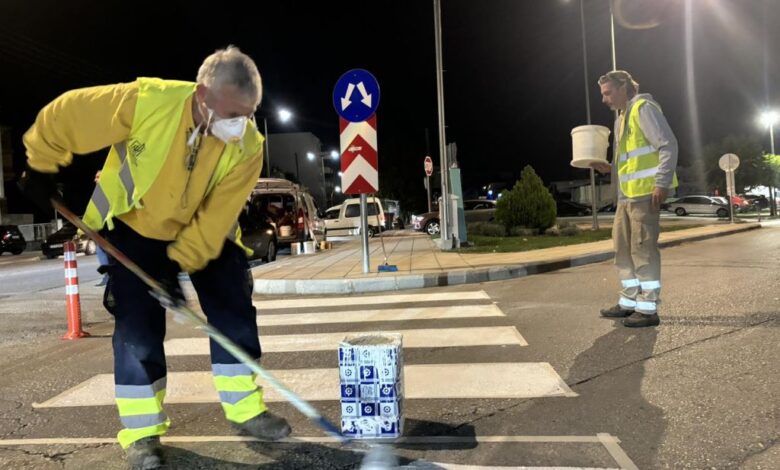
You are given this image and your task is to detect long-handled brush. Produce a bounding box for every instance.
[52,200,398,469]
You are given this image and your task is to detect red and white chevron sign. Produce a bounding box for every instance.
[339,115,378,194]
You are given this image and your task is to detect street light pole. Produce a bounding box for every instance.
[433,0,451,247]
[577,0,599,230]
[760,110,779,216]
[262,117,271,177]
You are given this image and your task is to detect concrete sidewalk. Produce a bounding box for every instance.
[252,222,761,295]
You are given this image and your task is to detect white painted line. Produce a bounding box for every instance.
[257,304,505,326]
[597,433,638,470]
[164,326,527,355]
[254,290,491,310]
[0,434,613,446]
[34,363,575,408]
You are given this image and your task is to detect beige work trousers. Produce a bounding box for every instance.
[612,200,661,314]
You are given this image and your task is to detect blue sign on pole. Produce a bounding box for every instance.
[333,69,380,122]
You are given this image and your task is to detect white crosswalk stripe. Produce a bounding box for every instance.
[30,289,636,468]
[164,326,528,354]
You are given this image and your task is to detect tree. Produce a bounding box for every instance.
[496,165,556,232]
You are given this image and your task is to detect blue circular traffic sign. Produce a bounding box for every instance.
[333,69,380,122]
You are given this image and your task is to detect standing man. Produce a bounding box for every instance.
[591,70,678,328]
[20,46,290,469]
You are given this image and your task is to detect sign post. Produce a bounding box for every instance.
[424,156,433,213]
[333,69,380,273]
[719,153,740,224]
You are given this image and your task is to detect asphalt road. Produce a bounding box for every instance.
[0,225,777,469]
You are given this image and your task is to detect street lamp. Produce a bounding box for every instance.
[759,109,779,216]
[260,108,294,177]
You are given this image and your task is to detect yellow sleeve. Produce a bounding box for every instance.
[167,151,263,272]
[23,82,139,173]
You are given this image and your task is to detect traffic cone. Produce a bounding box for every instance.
[62,241,89,340]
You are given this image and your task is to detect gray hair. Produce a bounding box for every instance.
[197,46,263,107]
[598,70,639,96]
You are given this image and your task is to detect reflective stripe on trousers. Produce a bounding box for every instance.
[115,377,170,449]
[212,363,268,424]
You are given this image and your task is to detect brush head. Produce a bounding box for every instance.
[360,444,399,469]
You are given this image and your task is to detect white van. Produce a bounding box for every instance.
[323,197,385,237]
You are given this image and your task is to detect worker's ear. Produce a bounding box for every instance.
[195,84,208,102]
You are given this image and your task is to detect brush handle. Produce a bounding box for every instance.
[51,200,349,444]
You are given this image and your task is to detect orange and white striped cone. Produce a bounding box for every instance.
[62,241,89,339]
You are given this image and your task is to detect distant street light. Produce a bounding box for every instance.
[278,108,293,123]
[759,109,779,216]
[335,186,342,193]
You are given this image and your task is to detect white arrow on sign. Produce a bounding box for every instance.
[356,81,372,107]
[340,83,355,111]
[340,82,373,111]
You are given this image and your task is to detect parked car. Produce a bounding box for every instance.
[741,194,769,210]
[241,179,326,257]
[411,199,497,235]
[324,197,386,237]
[41,223,97,259]
[0,225,26,255]
[556,199,592,217]
[667,195,729,217]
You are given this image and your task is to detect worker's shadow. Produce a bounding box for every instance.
[160,418,474,469]
[545,320,664,468]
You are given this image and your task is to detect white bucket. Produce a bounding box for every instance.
[570,125,610,168]
[279,225,292,237]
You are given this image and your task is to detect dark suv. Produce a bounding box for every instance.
[0,225,27,255]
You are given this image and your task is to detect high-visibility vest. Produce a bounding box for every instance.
[82,78,262,254]
[617,98,678,198]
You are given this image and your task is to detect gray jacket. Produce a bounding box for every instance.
[613,93,678,202]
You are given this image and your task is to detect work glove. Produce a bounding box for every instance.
[17,165,64,212]
[156,259,186,308]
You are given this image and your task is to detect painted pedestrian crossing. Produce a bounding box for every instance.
[28,289,638,468]
[164,326,528,354]
[257,304,506,326]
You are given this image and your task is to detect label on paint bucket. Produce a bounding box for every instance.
[338,333,404,439]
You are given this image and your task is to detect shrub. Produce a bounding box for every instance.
[559,225,581,236]
[496,165,557,233]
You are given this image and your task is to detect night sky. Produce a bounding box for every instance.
[1,0,778,215]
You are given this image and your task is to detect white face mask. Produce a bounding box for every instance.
[200,100,248,144]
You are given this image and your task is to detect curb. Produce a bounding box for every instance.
[253,223,760,295]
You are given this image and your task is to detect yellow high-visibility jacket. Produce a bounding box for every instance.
[23,78,263,272]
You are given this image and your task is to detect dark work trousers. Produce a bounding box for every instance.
[105,219,261,394]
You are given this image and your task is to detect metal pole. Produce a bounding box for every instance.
[0,129,4,224]
[294,152,300,183]
[609,1,617,71]
[263,118,271,178]
[433,0,450,246]
[426,176,432,213]
[320,154,327,207]
[579,0,599,230]
[359,194,370,273]
[609,1,619,210]
[770,125,776,217]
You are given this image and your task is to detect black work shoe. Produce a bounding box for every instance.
[126,436,163,470]
[600,304,634,318]
[233,411,291,441]
[623,311,660,328]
